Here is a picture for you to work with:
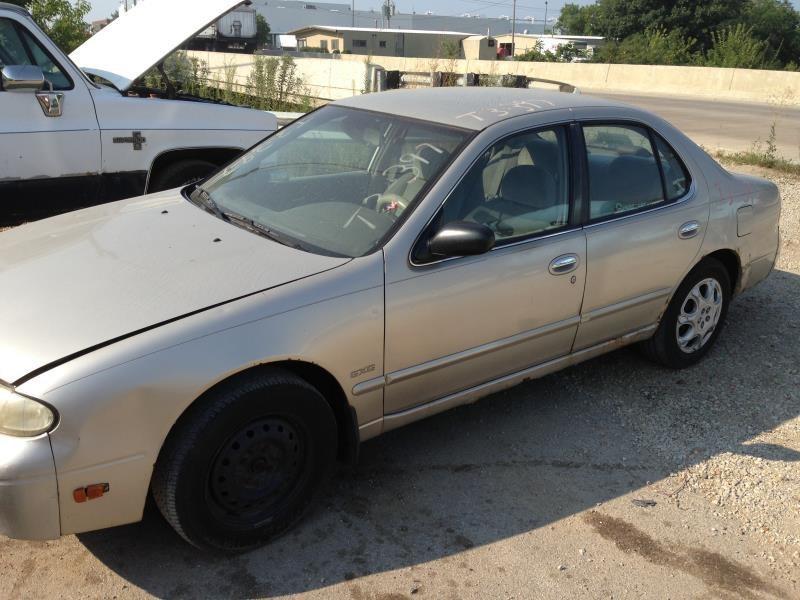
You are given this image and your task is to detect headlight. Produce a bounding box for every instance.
[0,385,56,437]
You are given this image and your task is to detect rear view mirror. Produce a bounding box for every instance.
[1,65,45,91]
[428,221,495,258]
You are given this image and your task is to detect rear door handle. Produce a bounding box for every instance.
[679,221,700,239]
[549,254,579,275]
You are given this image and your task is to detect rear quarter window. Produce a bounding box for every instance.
[653,133,691,200]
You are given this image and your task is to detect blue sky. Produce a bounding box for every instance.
[87,0,800,24]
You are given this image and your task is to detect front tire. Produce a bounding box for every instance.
[148,159,217,192]
[641,258,731,369]
[151,369,338,552]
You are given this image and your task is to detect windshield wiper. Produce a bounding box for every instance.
[188,187,308,252]
[221,210,307,252]
[188,185,225,221]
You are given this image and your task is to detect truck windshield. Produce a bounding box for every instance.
[199,106,471,257]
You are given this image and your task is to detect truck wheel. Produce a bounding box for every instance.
[151,368,338,553]
[640,257,731,369]
[148,159,217,192]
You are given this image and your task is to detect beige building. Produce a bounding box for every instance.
[494,33,605,58]
[290,26,496,60]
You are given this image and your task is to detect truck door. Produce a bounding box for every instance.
[0,14,100,224]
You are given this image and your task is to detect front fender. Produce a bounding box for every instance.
[16,254,384,535]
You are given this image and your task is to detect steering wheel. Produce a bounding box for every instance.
[375,193,408,218]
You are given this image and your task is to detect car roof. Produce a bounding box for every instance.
[0,2,30,16]
[334,87,629,131]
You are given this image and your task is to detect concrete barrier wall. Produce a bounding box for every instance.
[188,50,800,106]
[187,50,368,100]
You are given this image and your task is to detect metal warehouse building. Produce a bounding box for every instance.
[252,0,544,46]
[289,25,496,59]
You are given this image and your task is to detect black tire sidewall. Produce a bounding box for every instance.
[150,159,216,192]
[170,377,337,552]
[657,259,731,368]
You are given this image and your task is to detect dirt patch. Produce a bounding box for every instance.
[584,512,785,599]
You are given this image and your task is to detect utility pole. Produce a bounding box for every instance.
[544,0,548,35]
[352,0,354,27]
[511,0,516,57]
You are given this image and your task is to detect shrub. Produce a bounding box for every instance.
[704,24,772,69]
[594,28,697,65]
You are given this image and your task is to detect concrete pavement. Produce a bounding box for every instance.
[592,90,800,163]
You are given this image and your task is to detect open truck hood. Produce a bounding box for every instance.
[70,0,246,92]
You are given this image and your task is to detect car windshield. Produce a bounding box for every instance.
[198,106,471,257]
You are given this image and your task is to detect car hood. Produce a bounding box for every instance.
[0,192,349,384]
[69,0,245,92]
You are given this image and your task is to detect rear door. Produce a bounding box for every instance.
[0,14,100,223]
[573,119,709,350]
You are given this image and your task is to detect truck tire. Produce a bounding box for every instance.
[148,159,217,193]
[151,368,338,553]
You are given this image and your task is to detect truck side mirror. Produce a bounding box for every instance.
[1,65,45,92]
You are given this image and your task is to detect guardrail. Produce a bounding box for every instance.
[373,68,579,94]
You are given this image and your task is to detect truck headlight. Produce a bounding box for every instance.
[0,385,57,437]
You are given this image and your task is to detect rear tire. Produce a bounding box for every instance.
[148,159,217,192]
[151,368,338,553]
[641,258,731,369]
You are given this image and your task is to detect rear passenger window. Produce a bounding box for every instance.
[583,124,665,220]
[654,134,691,200]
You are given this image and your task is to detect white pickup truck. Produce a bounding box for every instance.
[0,0,276,224]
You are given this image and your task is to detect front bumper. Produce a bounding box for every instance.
[0,433,60,540]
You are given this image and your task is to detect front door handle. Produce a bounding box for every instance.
[549,254,579,275]
[679,221,700,239]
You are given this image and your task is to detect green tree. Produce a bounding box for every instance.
[704,23,771,68]
[515,40,586,62]
[255,14,270,47]
[553,0,800,69]
[552,0,746,48]
[743,0,800,67]
[594,27,698,65]
[6,0,90,52]
[555,2,602,35]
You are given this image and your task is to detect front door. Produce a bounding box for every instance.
[384,124,587,414]
[573,121,709,350]
[0,15,100,224]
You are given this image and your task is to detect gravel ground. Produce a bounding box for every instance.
[1,162,798,599]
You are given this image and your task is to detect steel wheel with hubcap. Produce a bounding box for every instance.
[641,257,731,369]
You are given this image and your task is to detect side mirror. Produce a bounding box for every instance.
[428,221,495,258]
[1,65,45,91]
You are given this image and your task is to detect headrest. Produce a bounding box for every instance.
[499,165,556,210]
[526,139,559,173]
[608,156,662,204]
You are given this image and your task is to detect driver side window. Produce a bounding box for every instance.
[0,18,71,90]
[435,126,570,246]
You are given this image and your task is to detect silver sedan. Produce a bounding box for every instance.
[0,88,780,551]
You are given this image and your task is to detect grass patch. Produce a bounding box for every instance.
[714,120,800,176]
[715,149,800,176]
